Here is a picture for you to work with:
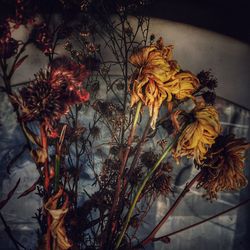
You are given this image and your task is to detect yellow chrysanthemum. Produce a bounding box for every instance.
[167,71,200,100]
[173,102,221,164]
[129,37,199,129]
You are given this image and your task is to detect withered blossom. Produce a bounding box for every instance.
[49,57,89,91]
[129,37,200,129]
[12,57,89,123]
[197,70,218,90]
[167,71,200,100]
[30,23,53,55]
[92,100,121,117]
[173,101,221,165]
[0,37,19,59]
[16,80,68,122]
[196,134,250,199]
[141,150,159,168]
[153,172,172,196]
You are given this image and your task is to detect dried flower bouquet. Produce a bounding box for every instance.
[0,1,249,250]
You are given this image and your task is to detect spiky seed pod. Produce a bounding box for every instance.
[15,57,89,123]
[162,162,173,173]
[197,70,218,90]
[92,100,119,117]
[18,80,68,122]
[141,151,159,168]
[153,173,172,196]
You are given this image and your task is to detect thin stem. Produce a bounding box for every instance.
[55,124,67,193]
[140,172,202,247]
[40,124,49,192]
[115,136,178,249]
[54,154,60,192]
[40,124,51,250]
[153,198,250,242]
[107,101,142,247]
[123,117,152,190]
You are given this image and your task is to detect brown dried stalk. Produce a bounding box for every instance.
[139,172,202,247]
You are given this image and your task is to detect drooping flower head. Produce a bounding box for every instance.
[196,134,250,199]
[173,101,221,164]
[12,57,89,124]
[129,37,200,129]
[49,57,90,103]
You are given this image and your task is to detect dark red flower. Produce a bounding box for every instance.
[0,37,19,59]
[30,23,52,55]
[49,57,90,103]
[17,80,68,122]
[11,0,36,28]
[0,21,11,39]
[14,57,90,123]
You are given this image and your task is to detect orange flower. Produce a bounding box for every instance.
[129,38,199,129]
[196,134,250,199]
[173,101,221,164]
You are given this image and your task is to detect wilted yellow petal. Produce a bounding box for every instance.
[173,102,221,164]
[129,38,199,129]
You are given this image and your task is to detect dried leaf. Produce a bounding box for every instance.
[30,148,48,165]
[14,55,28,71]
[8,93,21,109]
[58,124,67,152]
[22,122,42,147]
[18,178,40,199]
[45,189,72,250]
[0,178,20,209]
